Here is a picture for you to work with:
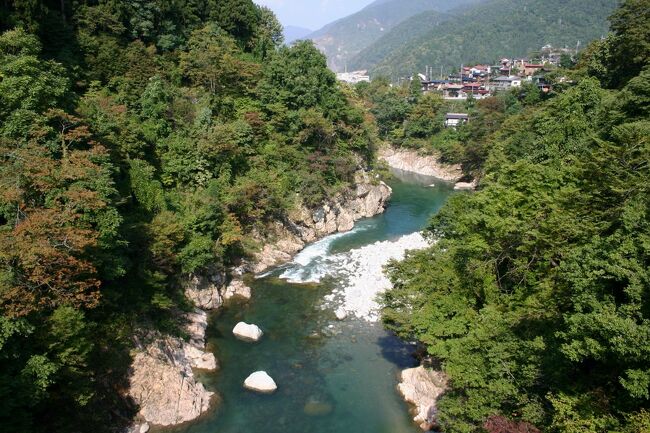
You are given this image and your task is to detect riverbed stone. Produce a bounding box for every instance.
[244,371,277,393]
[398,366,448,431]
[304,397,333,416]
[233,322,264,342]
[335,308,348,320]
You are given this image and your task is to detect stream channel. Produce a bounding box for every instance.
[166,168,455,433]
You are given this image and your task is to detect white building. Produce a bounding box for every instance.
[445,113,470,128]
[336,71,371,84]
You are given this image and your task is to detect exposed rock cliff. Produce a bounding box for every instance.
[251,171,392,274]
[184,268,226,310]
[127,310,217,427]
[398,366,448,431]
[379,147,462,181]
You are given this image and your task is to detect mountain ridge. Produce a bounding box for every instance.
[350,0,618,77]
[306,0,486,71]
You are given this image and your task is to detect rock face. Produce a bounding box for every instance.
[398,366,448,431]
[379,147,463,181]
[222,279,252,301]
[127,311,217,427]
[184,269,225,310]
[244,371,278,394]
[252,171,392,274]
[454,180,478,191]
[233,322,264,342]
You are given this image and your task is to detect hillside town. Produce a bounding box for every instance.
[338,44,577,99]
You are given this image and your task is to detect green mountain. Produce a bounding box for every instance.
[307,0,486,71]
[350,0,618,78]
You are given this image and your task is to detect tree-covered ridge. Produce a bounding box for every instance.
[380,1,650,431]
[306,0,485,72]
[0,1,378,432]
[350,0,619,78]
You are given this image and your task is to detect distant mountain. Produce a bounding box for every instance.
[350,0,618,78]
[306,0,487,72]
[283,25,312,44]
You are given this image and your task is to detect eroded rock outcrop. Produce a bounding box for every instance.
[379,147,462,181]
[222,279,252,301]
[252,171,392,274]
[184,269,225,310]
[454,180,478,191]
[127,310,217,427]
[398,366,448,431]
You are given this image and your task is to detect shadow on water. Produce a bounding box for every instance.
[377,333,419,370]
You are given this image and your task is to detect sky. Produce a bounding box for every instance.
[254,0,375,31]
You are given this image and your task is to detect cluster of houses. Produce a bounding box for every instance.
[420,57,554,100]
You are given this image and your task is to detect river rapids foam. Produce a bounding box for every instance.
[278,230,431,322]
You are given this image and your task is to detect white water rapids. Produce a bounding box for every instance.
[276,228,431,322]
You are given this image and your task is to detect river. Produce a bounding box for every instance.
[165,169,455,433]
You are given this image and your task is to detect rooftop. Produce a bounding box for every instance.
[446,113,470,119]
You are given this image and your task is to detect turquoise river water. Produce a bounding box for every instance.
[165,169,455,433]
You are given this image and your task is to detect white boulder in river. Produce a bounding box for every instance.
[244,371,278,393]
[335,308,348,320]
[233,322,264,342]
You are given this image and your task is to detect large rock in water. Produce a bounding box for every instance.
[398,366,448,431]
[244,371,277,393]
[233,322,264,342]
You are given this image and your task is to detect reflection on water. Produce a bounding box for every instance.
[163,169,454,433]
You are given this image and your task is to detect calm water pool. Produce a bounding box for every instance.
[164,169,454,433]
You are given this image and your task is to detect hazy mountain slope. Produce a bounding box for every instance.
[284,25,312,44]
[307,0,486,71]
[350,0,618,78]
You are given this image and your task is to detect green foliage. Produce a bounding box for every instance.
[0,1,380,432]
[382,22,650,433]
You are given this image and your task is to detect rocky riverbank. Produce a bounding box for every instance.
[398,366,448,431]
[250,171,392,274]
[124,171,392,431]
[378,147,462,182]
[125,310,218,432]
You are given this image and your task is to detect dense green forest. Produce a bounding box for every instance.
[380,0,650,432]
[0,1,379,432]
[350,0,618,78]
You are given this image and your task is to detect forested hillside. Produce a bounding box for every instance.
[351,0,618,78]
[379,0,650,431]
[0,1,378,432]
[307,0,485,72]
